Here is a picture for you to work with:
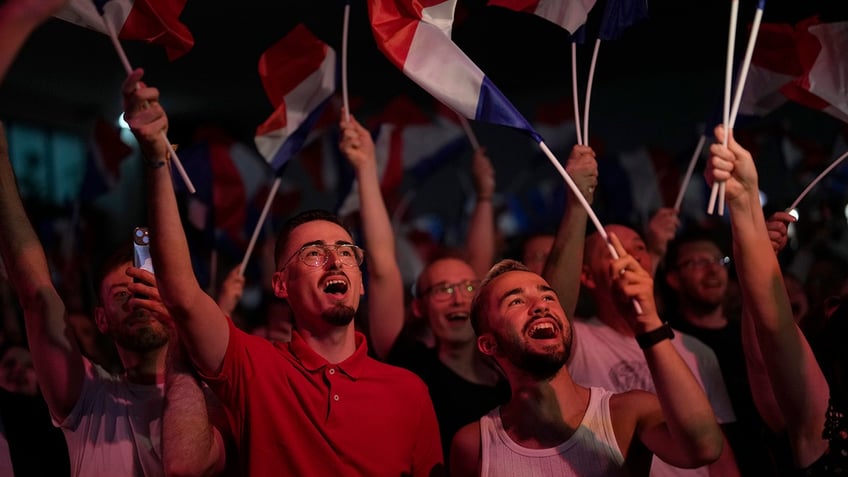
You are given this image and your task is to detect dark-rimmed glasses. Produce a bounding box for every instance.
[282,243,364,270]
[676,256,731,271]
[421,280,480,301]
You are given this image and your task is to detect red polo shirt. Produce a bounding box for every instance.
[201,320,444,476]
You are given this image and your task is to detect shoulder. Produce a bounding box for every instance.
[450,421,482,477]
[364,356,431,391]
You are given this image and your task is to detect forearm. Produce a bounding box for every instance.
[543,202,587,319]
[355,165,404,360]
[644,337,723,462]
[464,198,495,279]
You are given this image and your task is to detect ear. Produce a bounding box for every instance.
[411,298,424,319]
[272,271,288,299]
[477,334,497,356]
[94,306,109,334]
[666,270,681,291]
[580,264,596,291]
[358,275,365,297]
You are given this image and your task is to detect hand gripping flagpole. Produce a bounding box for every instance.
[100,13,196,194]
[538,140,643,315]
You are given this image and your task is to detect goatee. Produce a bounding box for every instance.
[322,304,356,326]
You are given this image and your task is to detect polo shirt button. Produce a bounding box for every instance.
[333,394,340,401]
[329,368,336,375]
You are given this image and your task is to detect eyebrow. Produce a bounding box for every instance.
[498,283,555,303]
[299,240,354,247]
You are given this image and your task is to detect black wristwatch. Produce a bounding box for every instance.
[636,322,674,349]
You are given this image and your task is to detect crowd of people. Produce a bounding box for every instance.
[1,0,846,476]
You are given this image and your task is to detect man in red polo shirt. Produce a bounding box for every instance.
[123,69,444,477]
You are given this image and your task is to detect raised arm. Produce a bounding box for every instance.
[338,115,404,360]
[542,144,597,319]
[0,0,67,82]
[0,121,83,420]
[607,232,724,469]
[216,266,245,318]
[122,69,229,375]
[706,124,828,468]
[464,147,496,279]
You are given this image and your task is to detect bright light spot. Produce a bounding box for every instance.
[844,204,848,223]
[118,113,129,129]
[789,209,799,221]
[759,190,768,207]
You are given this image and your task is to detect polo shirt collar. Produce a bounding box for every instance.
[286,330,369,379]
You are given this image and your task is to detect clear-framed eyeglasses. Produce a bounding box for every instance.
[421,280,481,302]
[676,255,731,271]
[282,243,365,270]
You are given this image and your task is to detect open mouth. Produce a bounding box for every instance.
[525,318,560,340]
[445,312,469,323]
[323,278,349,296]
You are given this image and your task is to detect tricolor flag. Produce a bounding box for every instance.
[781,18,848,124]
[487,0,597,34]
[337,96,466,216]
[255,24,337,173]
[368,0,540,141]
[54,0,194,61]
[737,21,800,118]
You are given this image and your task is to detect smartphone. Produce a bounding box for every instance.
[133,226,154,274]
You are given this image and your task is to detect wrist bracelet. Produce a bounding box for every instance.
[635,322,674,349]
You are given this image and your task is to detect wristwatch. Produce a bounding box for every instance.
[636,322,674,349]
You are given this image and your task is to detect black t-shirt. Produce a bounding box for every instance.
[0,388,70,477]
[388,339,510,460]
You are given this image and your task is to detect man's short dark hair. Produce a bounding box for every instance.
[664,226,729,271]
[94,243,134,304]
[470,259,531,336]
[274,209,351,269]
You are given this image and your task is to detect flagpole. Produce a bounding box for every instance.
[729,0,766,127]
[100,14,196,194]
[708,0,739,216]
[787,149,848,212]
[457,115,480,150]
[673,134,707,211]
[239,176,281,276]
[571,42,584,145]
[341,1,351,122]
[538,140,642,314]
[582,38,601,145]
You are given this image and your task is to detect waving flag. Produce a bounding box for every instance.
[781,18,848,123]
[54,0,194,61]
[337,96,466,216]
[368,0,539,141]
[255,24,336,173]
[598,0,648,40]
[487,0,597,34]
[737,21,800,117]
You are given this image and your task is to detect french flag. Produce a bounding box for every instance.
[53,0,194,61]
[368,0,540,141]
[254,24,336,173]
[781,18,848,124]
[337,96,466,216]
[737,21,801,118]
[598,0,648,41]
[487,0,597,34]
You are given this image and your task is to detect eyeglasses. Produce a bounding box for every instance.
[676,256,731,271]
[282,243,364,270]
[421,280,480,301]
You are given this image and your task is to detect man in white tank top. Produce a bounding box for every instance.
[450,255,724,477]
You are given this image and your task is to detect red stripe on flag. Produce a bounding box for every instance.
[122,0,194,61]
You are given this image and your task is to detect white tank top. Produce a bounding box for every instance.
[480,386,627,477]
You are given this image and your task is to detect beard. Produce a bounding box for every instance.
[494,327,572,381]
[322,304,356,326]
[111,311,170,352]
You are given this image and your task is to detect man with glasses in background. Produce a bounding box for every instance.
[124,68,444,476]
[385,257,510,461]
[661,228,785,475]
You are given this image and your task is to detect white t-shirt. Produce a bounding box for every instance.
[57,359,164,477]
[567,317,736,477]
[480,387,627,477]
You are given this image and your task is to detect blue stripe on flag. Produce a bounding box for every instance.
[476,76,541,142]
[267,96,333,173]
